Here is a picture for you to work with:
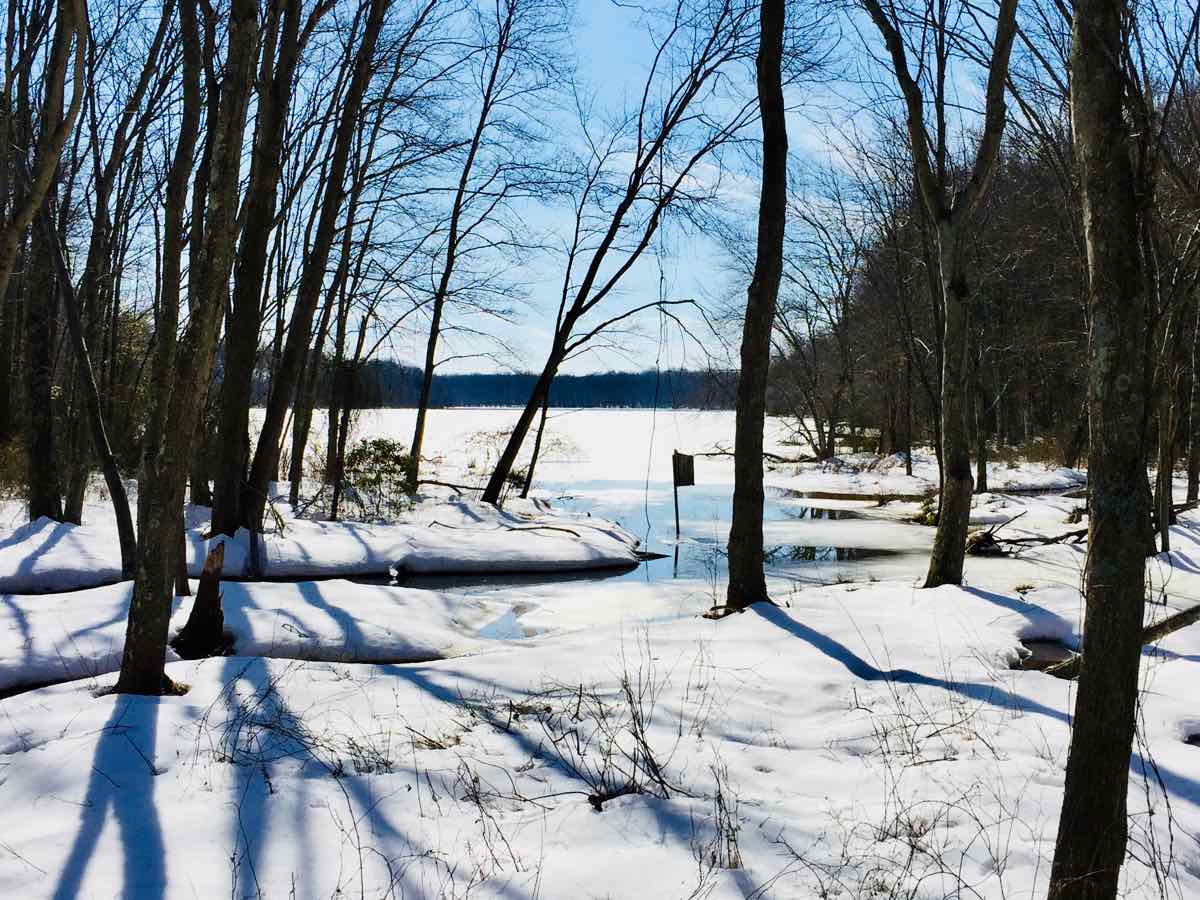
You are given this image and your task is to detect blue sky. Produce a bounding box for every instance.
[381,0,997,377]
[385,1,758,377]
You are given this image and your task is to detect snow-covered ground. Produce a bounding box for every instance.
[1,409,1198,899]
[0,497,643,594]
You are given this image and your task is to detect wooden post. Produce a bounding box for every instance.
[674,478,680,539]
[672,450,694,540]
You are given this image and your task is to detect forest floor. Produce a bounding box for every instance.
[0,409,1197,899]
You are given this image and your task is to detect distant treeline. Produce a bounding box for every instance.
[252,361,738,409]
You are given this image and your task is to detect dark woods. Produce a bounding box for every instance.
[251,360,739,409]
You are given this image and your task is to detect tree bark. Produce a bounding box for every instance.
[244,0,396,532]
[190,413,214,507]
[725,0,786,611]
[924,232,974,586]
[1188,294,1200,501]
[117,0,202,694]
[170,542,227,658]
[0,0,85,306]
[211,0,310,536]
[1047,0,1150,892]
[24,215,63,521]
[117,0,255,695]
[41,212,136,576]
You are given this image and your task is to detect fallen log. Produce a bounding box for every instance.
[170,543,233,659]
[966,512,1027,556]
[980,500,1194,555]
[417,478,484,494]
[1044,603,1200,680]
[1142,603,1200,643]
[691,447,818,465]
[998,527,1089,548]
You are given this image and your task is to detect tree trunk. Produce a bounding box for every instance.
[24,219,63,521]
[904,353,913,476]
[481,355,559,504]
[520,392,551,499]
[287,298,337,506]
[1189,295,1200,502]
[924,231,974,587]
[725,0,786,612]
[407,295,444,493]
[174,515,190,597]
[287,372,318,503]
[328,364,354,520]
[973,346,989,494]
[190,413,214,507]
[62,365,91,523]
[42,211,136,575]
[0,244,21,443]
[211,0,306,536]
[170,542,227,659]
[1047,0,1150,891]
[243,0,393,531]
[1155,407,1174,552]
[1064,403,1089,469]
[116,0,253,695]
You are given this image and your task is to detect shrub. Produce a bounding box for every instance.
[0,439,26,503]
[342,437,414,519]
[910,495,938,526]
[993,436,1063,468]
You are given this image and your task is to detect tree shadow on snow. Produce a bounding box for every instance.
[750,603,1200,808]
[52,694,167,900]
[208,652,540,899]
[959,585,1076,636]
[9,520,71,581]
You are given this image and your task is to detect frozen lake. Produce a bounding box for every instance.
[289,407,933,586]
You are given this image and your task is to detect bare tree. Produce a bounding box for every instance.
[0,0,85,305]
[4,0,87,520]
[1046,0,1152,892]
[405,0,568,492]
[480,0,760,504]
[209,0,332,537]
[243,0,418,534]
[861,0,1019,587]
[772,164,866,460]
[116,0,258,694]
[724,0,787,611]
[40,209,136,574]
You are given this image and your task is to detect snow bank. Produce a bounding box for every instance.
[0,579,499,695]
[0,498,641,593]
[769,450,1087,501]
[0,516,124,593]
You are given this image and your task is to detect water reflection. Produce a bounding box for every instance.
[341,481,914,590]
[546,480,902,583]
